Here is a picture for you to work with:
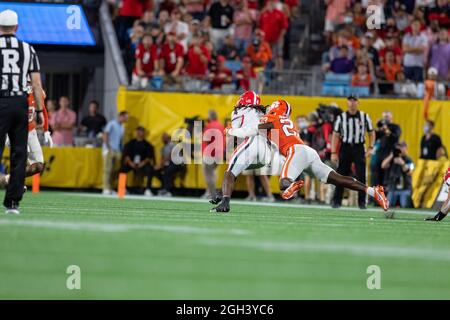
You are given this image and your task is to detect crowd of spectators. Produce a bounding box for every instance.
[322,0,450,98]
[107,0,297,92]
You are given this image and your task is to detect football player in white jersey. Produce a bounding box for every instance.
[210,91,281,213]
[425,167,450,221]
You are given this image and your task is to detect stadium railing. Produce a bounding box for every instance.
[127,69,450,101]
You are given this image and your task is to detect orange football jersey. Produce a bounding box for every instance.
[260,113,303,156]
[28,90,49,132]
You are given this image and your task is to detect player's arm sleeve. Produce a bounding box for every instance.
[228,126,258,138]
[333,116,341,133]
[29,45,40,73]
[365,113,374,132]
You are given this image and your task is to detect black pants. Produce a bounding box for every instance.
[154,163,184,192]
[332,144,366,207]
[120,163,154,190]
[371,153,386,187]
[0,96,29,207]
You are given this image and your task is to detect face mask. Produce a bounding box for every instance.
[344,16,353,24]
[424,125,431,134]
[298,121,308,130]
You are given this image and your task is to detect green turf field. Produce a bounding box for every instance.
[0,191,449,299]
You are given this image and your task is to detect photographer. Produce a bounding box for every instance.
[372,110,401,187]
[381,141,414,208]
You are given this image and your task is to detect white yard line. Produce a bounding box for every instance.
[199,238,450,262]
[64,192,434,216]
[0,219,250,236]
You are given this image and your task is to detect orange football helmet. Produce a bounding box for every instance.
[266,100,292,117]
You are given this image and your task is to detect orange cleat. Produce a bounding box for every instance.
[373,185,389,211]
[281,180,304,200]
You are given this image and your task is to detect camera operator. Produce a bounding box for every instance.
[381,141,414,208]
[372,110,401,187]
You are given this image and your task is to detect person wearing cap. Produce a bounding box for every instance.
[120,126,156,197]
[331,94,376,209]
[0,10,44,214]
[423,66,447,119]
[381,141,414,208]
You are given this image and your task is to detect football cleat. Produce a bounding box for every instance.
[425,212,447,221]
[5,201,20,215]
[281,180,304,200]
[209,191,223,205]
[373,185,389,211]
[210,197,230,213]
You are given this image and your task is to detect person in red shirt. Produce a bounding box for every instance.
[208,55,233,90]
[259,0,288,70]
[132,33,159,88]
[158,32,185,86]
[201,109,225,199]
[236,56,256,91]
[379,36,402,65]
[186,36,211,78]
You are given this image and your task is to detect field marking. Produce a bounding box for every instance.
[64,192,434,216]
[0,219,250,236]
[200,238,450,262]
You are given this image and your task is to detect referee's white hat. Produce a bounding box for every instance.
[0,10,19,26]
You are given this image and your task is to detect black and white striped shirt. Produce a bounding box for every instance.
[333,110,373,144]
[0,34,40,94]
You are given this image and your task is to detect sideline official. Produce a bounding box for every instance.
[330,95,375,209]
[0,10,44,214]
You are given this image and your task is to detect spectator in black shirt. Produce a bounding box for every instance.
[208,0,234,49]
[80,101,107,138]
[363,32,379,68]
[381,141,414,208]
[120,126,156,196]
[218,35,238,60]
[420,120,445,160]
[371,110,401,187]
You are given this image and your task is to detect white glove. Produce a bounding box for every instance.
[5,135,10,147]
[44,131,53,148]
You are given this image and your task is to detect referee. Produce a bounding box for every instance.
[330,95,375,209]
[0,10,44,214]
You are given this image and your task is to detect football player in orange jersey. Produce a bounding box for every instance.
[425,167,450,221]
[0,86,52,188]
[230,100,389,211]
